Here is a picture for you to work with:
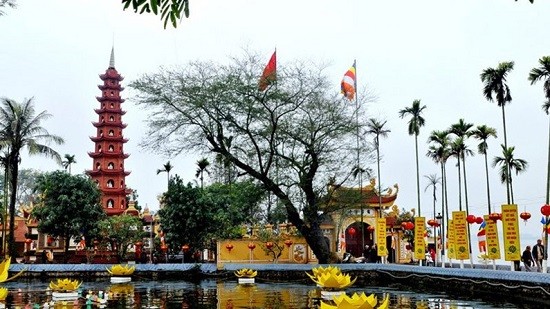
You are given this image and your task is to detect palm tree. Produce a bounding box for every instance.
[471,125,498,214]
[399,99,427,216]
[365,118,390,214]
[492,145,528,203]
[61,154,76,174]
[195,158,210,189]
[0,98,64,259]
[424,174,441,220]
[427,130,451,267]
[528,56,550,206]
[156,161,173,189]
[528,55,550,272]
[480,61,514,203]
[449,119,474,216]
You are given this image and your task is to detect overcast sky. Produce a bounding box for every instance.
[1,0,549,263]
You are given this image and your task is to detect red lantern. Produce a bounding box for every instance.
[466,215,476,224]
[541,204,550,217]
[405,222,415,230]
[248,242,256,250]
[475,217,484,224]
[348,227,357,236]
[225,243,234,252]
[427,219,436,227]
[284,239,293,247]
[367,225,375,232]
[265,242,274,249]
[489,213,501,222]
[401,222,408,229]
[182,244,190,252]
[520,212,531,222]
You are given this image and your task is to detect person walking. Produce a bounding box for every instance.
[521,246,534,271]
[532,239,545,272]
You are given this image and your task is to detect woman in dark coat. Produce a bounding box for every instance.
[521,246,534,271]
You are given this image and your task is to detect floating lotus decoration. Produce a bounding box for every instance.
[0,288,7,301]
[49,278,82,292]
[306,265,342,280]
[311,272,356,291]
[321,293,389,309]
[234,268,257,278]
[106,264,136,276]
[0,257,25,283]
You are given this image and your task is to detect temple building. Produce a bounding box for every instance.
[87,48,132,216]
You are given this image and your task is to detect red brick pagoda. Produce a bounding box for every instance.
[87,48,131,216]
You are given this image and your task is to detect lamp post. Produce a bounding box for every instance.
[435,213,443,268]
[541,204,550,273]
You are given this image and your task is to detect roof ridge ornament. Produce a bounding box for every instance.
[109,46,115,69]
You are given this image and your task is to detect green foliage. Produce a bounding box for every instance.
[32,171,106,256]
[122,0,189,29]
[98,214,143,261]
[159,176,264,254]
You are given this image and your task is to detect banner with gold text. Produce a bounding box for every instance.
[377,218,388,256]
[453,211,470,260]
[414,217,426,260]
[502,204,521,261]
[484,215,501,260]
[447,219,456,259]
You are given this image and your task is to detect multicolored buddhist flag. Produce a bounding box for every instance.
[258,51,277,91]
[340,61,356,100]
[477,219,487,253]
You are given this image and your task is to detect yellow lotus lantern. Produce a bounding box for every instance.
[321,293,390,309]
[107,264,135,283]
[0,257,25,283]
[311,272,357,290]
[49,278,82,292]
[106,264,136,276]
[234,268,257,278]
[235,268,257,284]
[306,265,342,280]
[0,288,7,301]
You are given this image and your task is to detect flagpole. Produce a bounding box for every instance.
[353,60,365,254]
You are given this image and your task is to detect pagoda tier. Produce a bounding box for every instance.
[90,136,129,143]
[88,152,130,159]
[87,47,133,216]
[92,122,128,129]
[99,72,124,81]
[96,96,126,103]
[98,84,125,91]
[94,108,126,115]
[87,169,131,177]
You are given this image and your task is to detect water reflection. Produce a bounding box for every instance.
[0,279,532,308]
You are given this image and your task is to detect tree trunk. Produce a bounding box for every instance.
[484,151,492,214]
[8,153,19,261]
[501,105,511,204]
[414,134,421,216]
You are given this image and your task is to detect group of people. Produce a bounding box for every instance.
[521,239,546,272]
[362,244,381,263]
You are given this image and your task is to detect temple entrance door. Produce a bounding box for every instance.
[345,222,372,258]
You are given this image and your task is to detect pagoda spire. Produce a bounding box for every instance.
[109,46,115,69]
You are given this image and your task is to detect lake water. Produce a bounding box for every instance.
[0,279,538,308]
